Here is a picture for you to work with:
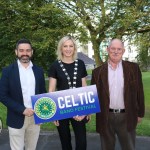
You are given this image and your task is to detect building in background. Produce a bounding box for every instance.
[123,41,138,62]
[77,52,96,69]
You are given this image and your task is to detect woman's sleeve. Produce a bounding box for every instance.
[81,60,87,78]
[48,62,57,79]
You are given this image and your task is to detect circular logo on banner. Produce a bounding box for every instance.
[34,97,56,119]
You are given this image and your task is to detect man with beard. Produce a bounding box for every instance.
[0,39,46,150]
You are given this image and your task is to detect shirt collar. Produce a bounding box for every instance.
[17,59,33,69]
[108,60,122,70]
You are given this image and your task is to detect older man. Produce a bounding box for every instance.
[91,39,145,150]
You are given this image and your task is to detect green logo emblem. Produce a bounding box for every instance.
[34,97,56,119]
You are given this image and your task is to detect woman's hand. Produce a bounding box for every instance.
[86,115,91,123]
[53,120,59,126]
[73,115,85,121]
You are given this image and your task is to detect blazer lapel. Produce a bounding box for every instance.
[122,61,130,97]
[101,63,110,98]
[32,65,39,94]
[13,62,23,97]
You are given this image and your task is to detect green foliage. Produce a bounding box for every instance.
[136,72,150,136]
[0,0,76,72]
[135,33,150,71]
[0,0,149,68]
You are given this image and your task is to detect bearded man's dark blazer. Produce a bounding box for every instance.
[0,61,46,129]
[91,60,145,134]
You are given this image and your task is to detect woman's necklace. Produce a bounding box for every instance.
[58,59,78,89]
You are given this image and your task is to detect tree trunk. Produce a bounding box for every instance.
[91,37,103,67]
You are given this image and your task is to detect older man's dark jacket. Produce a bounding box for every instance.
[91,60,145,135]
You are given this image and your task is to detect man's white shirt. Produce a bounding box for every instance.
[18,60,35,108]
[108,61,125,109]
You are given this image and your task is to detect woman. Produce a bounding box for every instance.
[48,35,90,150]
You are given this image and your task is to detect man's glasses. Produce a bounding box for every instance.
[109,47,123,53]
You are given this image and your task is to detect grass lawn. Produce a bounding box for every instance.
[136,72,150,136]
[0,72,150,136]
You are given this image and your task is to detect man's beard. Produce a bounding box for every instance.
[18,55,32,63]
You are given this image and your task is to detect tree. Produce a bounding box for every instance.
[0,0,76,71]
[135,32,150,71]
[54,0,150,66]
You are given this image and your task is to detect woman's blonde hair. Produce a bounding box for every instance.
[56,35,77,60]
